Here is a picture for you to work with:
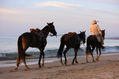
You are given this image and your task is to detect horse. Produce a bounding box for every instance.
[15,22,57,70]
[85,30,105,63]
[57,31,86,65]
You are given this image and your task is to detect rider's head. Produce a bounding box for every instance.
[92,20,97,24]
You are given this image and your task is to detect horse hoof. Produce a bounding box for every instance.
[72,63,74,65]
[92,60,95,62]
[96,58,99,61]
[24,67,29,70]
[96,59,98,61]
[42,64,44,67]
[75,61,78,63]
[86,61,89,63]
[24,68,28,71]
[14,67,18,70]
[64,63,67,66]
[39,65,41,68]
[61,62,64,66]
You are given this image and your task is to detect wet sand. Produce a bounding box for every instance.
[0,53,119,79]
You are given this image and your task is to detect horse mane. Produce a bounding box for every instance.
[78,33,82,38]
[101,30,105,39]
[41,25,49,32]
[78,32,85,38]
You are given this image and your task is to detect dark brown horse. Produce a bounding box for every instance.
[15,22,57,70]
[85,30,105,63]
[57,31,86,65]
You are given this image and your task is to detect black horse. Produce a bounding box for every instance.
[85,30,105,63]
[15,22,57,70]
[57,31,86,65]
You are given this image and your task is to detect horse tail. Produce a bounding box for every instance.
[17,35,32,58]
[57,37,65,58]
[17,36,24,58]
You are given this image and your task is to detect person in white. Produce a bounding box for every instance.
[90,20,104,47]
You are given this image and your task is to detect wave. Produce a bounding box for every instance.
[0,46,119,61]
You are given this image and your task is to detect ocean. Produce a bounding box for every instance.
[0,35,119,67]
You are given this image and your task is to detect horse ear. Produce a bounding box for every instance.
[47,22,49,25]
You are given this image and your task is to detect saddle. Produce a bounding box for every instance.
[64,32,77,42]
[65,32,80,47]
[30,28,44,36]
[30,28,45,45]
[68,32,76,34]
[30,28,40,33]
[67,32,76,36]
[67,32,77,38]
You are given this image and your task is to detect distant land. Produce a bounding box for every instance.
[106,37,119,40]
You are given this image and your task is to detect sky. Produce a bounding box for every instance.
[0,0,119,37]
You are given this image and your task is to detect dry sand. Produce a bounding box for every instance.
[0,53,119,79]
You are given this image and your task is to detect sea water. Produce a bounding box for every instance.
[0,35,119,67]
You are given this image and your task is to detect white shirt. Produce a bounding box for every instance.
[90,24,102,35]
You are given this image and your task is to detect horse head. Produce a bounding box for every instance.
[79,31,86,44]
[47,22,57,36]
[101,30,105,40]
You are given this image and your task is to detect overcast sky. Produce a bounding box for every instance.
[0,0,119,37]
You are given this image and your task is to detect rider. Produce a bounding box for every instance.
[90,20,104,48]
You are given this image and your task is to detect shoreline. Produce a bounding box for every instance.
[0,51,119,61]
[0,53,119,79]
[0,52,119,68]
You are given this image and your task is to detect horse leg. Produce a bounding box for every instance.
[15,51,29,70]
[63,48,69,65]
[96,47,99,61]
[38,49,43,68]
[91,47,95,62]
[15,46,29,70]
[41,47,45,67]
[90,52,95,62]
[74,48,78,63]
[38,48,44,68]
[14,54,21,70]
[20,37,30,70]
[98,48,101,61]
[21,54,29,70]
[42,52,45,67]
[22,45,30,70]
[60,55,63,65]
[85,49,89,63]
[72,48,78,64]
[38,52,42,68]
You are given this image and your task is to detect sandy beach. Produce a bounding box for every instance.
[0,53,119,79]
